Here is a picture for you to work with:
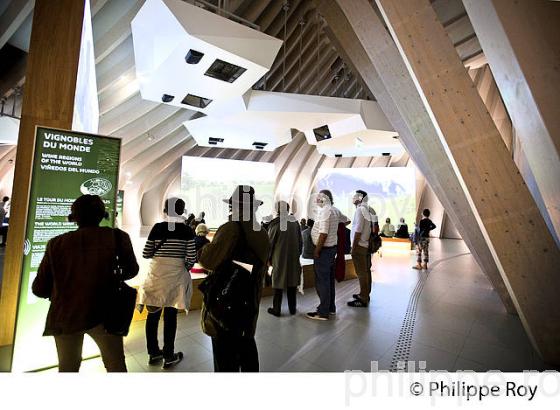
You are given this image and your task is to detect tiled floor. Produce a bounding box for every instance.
[49,238,552,373]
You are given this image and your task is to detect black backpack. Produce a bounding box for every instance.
[198,222,260,337]
[368,216,382,254]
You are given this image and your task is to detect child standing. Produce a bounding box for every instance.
[413,209,437,270]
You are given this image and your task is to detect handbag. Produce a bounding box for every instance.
[368,216,382,254]
[104,229,138,336]
[198,222,259,337]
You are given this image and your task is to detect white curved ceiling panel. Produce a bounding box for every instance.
[131,0,283,113]
[184,90,402,156]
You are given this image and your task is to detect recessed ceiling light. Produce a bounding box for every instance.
[313,125,331,142]
[205,59,247,83]
[183,94,213,108]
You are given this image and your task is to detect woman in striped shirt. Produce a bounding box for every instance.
[138,197,196,369]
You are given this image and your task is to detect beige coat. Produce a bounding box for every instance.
[138,257,193,311]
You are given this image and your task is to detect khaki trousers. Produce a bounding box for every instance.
[54,324,127,372]
[351,245,373,303]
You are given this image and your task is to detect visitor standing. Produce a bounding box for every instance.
[32,195,139,372]
[413,209,437,270]
[194,223,210,256]
[198,185,270,372]
[139,197,196,369]
[306,189,348,321]
[267,201,302,317]
[348,190,378,308]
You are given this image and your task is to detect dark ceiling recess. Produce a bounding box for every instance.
[382,152,391,156]
[208,137,224,145]
[335,154,342,158]
[0,44,26,77]
[313,125,332,142]
[204,59,247,83]
[182,93,212,108]
[252,141,268,150]
[185,49,204,64]
[161,94,175,103]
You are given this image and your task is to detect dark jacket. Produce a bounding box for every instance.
[199,218,270,337]
[268,216,302,289]
[419,218,437,238]
[395,224,409,238]
[194,235,210,254]
[32,227,139,336]
[301,227,314,259]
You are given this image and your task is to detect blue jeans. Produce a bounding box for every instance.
[313,246,337,316]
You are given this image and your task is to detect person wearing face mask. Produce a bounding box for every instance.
[348,190,379,308]
[306,189,348,321]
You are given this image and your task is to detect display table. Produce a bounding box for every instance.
[131,256,356,321]
[380,236,414,251]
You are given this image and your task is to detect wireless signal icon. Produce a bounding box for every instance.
[23,239,31,256]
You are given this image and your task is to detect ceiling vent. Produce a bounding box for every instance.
[335,154,343,158]
[185,49,204,64]
[182,94,213,109]
[252,141,268,150]
[208,137,224,145]
[382,152,391,156]
[205,59,247,83]
[313,125,331,142]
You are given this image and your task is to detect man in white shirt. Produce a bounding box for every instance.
[307,190,348,321]
[348,190,379,307]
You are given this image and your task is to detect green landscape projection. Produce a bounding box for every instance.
[11,126,120,372]
[181,156,276,229]
[315,167,416,226]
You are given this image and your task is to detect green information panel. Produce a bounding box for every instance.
[11,126,121,372]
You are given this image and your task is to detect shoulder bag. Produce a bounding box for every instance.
[198,222,259,337]
[104,229,138,336]
[368,216,382,254]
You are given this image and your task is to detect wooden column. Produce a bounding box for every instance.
[0,0,85,354]
[312,0,516,314]
[463,0,560,244]
[377,0,560,364]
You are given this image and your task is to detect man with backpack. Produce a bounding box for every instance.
[348,190,379,308]
[198,185,270,372]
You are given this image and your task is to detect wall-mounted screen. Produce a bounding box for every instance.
[315,167,416,226]
[181,156,276,229]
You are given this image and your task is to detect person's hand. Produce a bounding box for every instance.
[313,248,321,259]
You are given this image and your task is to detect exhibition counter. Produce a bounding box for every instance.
[131,255,356,322]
